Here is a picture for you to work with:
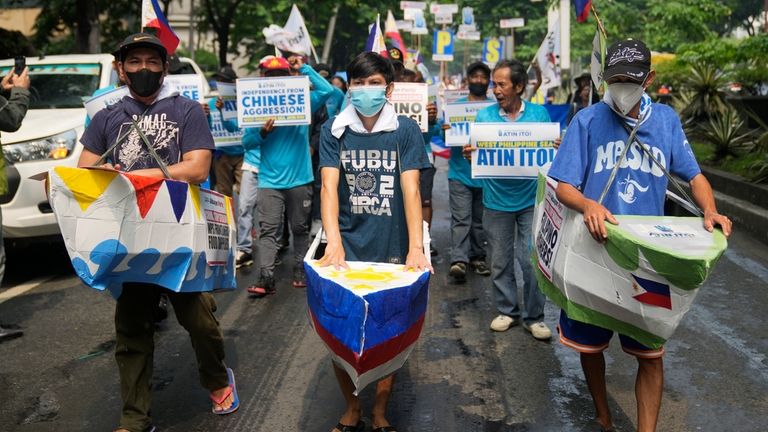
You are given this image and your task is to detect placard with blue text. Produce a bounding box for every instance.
[470,122,560,178]
[236,76,311,127]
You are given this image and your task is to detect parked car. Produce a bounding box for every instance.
[0,54,116,243]
[0,54,211,244]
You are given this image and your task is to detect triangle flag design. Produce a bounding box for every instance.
[165,180,188,222]
[55,167,118,212]
[189,185,202,219]
[124,174,165,219]
[631,274,672,310]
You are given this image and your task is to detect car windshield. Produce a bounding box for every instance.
[0,63,102,109]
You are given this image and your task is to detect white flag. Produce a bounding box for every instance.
[535,17,561,92]
[262,4,316,60]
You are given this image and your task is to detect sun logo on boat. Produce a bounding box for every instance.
[326,267,399,290]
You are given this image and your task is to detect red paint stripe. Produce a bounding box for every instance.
[633,292,672,310]
[309,310,425,375]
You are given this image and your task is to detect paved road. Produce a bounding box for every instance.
[1,159,767,431]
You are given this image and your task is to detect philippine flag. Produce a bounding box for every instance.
[573,0,592,23]
[142,0,180,54]
[385,10,407,59]
[365,14,388,56]
[631,274,672,310]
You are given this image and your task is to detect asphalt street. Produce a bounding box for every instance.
[1,159,767,432]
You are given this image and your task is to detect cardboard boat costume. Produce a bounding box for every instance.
[304,229,430,394]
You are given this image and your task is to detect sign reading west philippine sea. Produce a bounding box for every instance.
[444,101,494,146]
[470,122,560,178]
[236,76,311,127]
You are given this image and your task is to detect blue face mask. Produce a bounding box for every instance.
[348,86,388,117]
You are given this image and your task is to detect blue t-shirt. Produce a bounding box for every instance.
[548,101,701,216]
[475,101,552,212]
[319,116,430,263]
[81,95,214,172]
[447,96,493,188]
[241,64,334,189]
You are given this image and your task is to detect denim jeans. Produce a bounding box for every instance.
[237,170,258,254]
[449,180,486,264]
[484,206,545,324]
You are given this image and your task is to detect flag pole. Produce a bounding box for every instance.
[590,3,607,39]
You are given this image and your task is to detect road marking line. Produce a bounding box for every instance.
[0,276,54,304]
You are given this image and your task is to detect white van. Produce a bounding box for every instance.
[0,54,117,242]
[0,54,210,243]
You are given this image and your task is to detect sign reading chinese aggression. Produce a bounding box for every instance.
[470,122,560,178]
[443,101,494,146]
[391,82,429,132]
[236,76,311,127]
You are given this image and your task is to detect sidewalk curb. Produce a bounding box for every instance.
[682,166,768,245]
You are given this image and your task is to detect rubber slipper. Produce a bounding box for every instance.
[335,420,365,432]
[210,367,239,415]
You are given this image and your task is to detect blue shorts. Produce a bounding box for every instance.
[558,310,664,359]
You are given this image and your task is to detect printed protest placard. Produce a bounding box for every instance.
[444,101,494,146]
[209,110,243,148]
[391,82,428,132]
[165,74,205,102]
[216,82,238,121]
[201,189,231,265]
[84,86,129,119]
[535,179,564,280]
[236,76,311,127]
[470,122,560,178]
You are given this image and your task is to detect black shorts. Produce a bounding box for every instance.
[419,165,436,206]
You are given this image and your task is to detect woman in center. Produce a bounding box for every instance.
[317,52,433,432]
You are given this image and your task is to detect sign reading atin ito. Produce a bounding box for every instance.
[236,75,311,127]
[470,122,560,178]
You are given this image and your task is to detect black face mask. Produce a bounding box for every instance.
[126,69,164,97]
[468,82,488,97]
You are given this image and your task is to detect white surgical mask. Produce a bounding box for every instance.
[606,81,645,116]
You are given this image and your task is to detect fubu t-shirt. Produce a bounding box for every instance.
[81,93,215,172]
[319,116,430,263]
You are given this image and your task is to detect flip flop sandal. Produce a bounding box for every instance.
[210,367,240,415]
[372,427,398,432]
[335,420,365,432]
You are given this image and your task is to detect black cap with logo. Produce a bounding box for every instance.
[603,39,651,83]
[112,33,168,62]
[466,61,491,78]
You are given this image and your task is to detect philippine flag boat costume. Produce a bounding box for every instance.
[304,230,430,394]
[46,166,237,298]
[532,173,727,348]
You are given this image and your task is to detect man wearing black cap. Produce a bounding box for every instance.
[445,61,492,282]
[548,39,731,432]
[78,33,239,431]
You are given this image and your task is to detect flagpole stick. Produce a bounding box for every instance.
[590,4,607,39]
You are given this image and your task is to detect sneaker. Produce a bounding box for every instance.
[235,251,253,269]
[292,267,307,288]
[490,315,518,332]
[469,259,491,276]
[523,321,552,340]
[247,275,276,296]
[449,262,467,281]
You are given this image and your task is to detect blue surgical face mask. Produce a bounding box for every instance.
[348,85,388,117]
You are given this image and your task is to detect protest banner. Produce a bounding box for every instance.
[532,174,727,348]
[443,101,494,146]
[47,166,237,299]
[305,228,430,394]
[470,122,560,178]
[216,82,238,121]
[432,30,454,62]
[84,86,130,119]
[209,110,243,148]
[236,76,311,127]
[391,82,429,132]
[164,74,205,102]
[482,37,504,66]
